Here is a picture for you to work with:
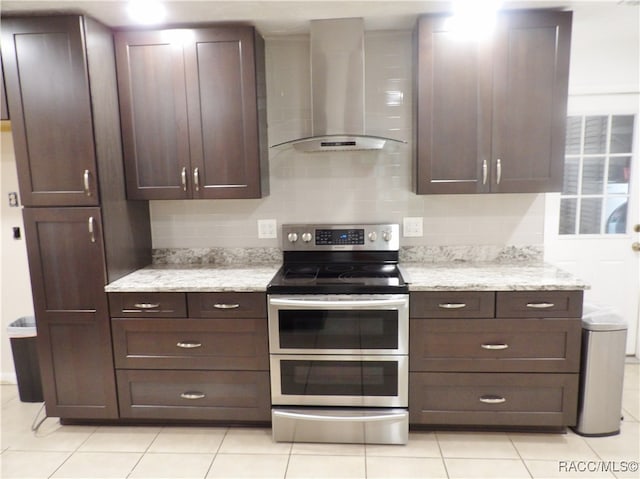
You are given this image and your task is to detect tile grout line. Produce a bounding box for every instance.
[507,432,534,479]
[202,426,230,478]
[45,418,99,479]
[125,426,164,478]
[434,431,452,479]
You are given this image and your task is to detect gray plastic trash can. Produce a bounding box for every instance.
[573,304,627,437]
[7,316,43,403]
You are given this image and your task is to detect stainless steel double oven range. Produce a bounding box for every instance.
[266,224,409,444]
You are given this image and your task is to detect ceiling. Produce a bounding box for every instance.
[1,0,627,36]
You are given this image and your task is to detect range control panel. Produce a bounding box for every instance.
[282,224,399,251]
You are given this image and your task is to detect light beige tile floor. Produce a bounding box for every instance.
[2,363,638,479]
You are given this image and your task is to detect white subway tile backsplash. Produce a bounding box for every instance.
[150,31,545,251]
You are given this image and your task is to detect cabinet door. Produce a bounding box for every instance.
[491,11,571,193]
[1,16,99,206]
[415,16,493,194]
[23,208,118,419]
[114,30,191,200]
[185,27,264,199]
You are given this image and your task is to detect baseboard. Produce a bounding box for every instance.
[1,372,18,384]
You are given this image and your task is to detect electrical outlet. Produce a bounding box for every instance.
[403,217,423,237]
[8,192,19,207]
[258,219,277,239]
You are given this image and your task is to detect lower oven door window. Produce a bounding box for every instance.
[271,355,408,407]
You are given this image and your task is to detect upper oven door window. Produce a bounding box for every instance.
[268,295,409,354]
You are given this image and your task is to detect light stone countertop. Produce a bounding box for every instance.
[104,264,281,293]
[401,262,589,291]
[105,261,588,293]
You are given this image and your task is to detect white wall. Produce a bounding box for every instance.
[1,130,35,383]
[150,30,546,249]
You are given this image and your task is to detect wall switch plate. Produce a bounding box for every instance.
[258,219,277,239]
[403,217,423,237]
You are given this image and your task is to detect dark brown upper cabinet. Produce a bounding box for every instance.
[1,16,100,206]
[414,10,572,194]
[115,26,268,200]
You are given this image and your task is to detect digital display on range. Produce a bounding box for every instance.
[316,229,365,245]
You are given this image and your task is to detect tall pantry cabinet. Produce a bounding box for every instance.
[2,15,151,419]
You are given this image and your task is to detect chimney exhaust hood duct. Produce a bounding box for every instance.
[271,18,406,152]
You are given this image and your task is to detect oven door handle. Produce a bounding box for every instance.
[269,298,407,308]
[272,410,407,422]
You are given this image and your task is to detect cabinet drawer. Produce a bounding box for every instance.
[496,291,583,318]
[109,293,187,318]
[410,292,494,318]
[188,292,266,318]
[409,372,578,427]
[410,318,581,373]
[116,370,271,421]
[112,318,268,370]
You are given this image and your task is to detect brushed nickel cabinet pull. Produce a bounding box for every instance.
[133,303,160,309]
[481,343,509,350]
[193,167,200,192]
[83,169,91,196]
[438,303,467,309]
[482,160,488,185]
[180,391,206,400]
[88,216,96,243]
[177,340,202,349]
[496,159,502,184]
[526,302,555,309]
[213,303,240,309]
[181,167,188,192]
[479,395,506,404]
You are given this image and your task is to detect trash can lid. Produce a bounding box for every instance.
[7,316,37,338]
[582,304,627,331]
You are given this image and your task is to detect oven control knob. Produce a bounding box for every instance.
[287,232,299,243]
[383,230,393,242]
[368,231,377,242]
[301,232,312,243]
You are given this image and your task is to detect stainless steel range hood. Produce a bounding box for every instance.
[271,18,406,152]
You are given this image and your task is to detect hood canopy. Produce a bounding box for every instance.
[271,18,406,153]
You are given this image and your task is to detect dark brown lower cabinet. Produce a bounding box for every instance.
[116,370,271,421]
[23,208,118,419]
[409,290,583,429]
[109,291,270,423]
[410,373,579,427]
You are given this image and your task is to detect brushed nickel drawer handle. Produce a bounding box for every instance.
[133,303,160,309]
[526,302,555,309]
[479,395,506,404]
[180,391,206,400]
[481,343,509,350]
[193,167,200,192]
[213,303,240,309]
[176,340,202,349]
[438,303,467,309]
[496,158,502,184]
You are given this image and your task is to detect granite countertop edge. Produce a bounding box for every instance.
[105,261,589,293]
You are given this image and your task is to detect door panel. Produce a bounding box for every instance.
[115,31,191,199]
[186,27,262,198]
[1,16,99,206]
[415,16,492,194]
[492,11,571,193]
[23,207,118,418]
[544,95,639,355]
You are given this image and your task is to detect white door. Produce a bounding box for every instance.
[544,94,639,357]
